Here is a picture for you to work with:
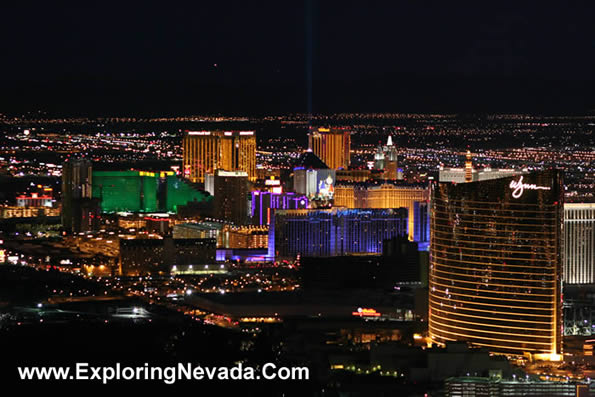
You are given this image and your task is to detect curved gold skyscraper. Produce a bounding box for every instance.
[429,170,563,357]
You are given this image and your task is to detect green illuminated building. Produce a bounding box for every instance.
[92,170,211,213]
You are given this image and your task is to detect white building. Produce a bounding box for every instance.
[564,203,595,284]
[438,167,522,183]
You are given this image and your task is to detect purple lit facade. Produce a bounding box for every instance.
[251,191,309,226]
[269,208,408,260]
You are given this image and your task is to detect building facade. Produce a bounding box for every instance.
[251,191,308,226]
[208,170,249,225]
[17,193,54,208]
[439,167,521,183]
[334,182,428,240]
[183,130,256,183]
[564,203,595,284]
[336,169,374,182]
[62,159,93,232]
[119,237,216,276]
[429,170,564,357]
[413,201,430,249]
[269,208,408,259]
[307,127,351,169]
[173,222,222,241]
[91,170,210,213]
[0,205,60,219]
[221,225,268,249]
[373,136,400,179]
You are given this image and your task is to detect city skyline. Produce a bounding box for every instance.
[1,113,594,396]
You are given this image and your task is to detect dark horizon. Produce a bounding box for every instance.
[2,2,595,116]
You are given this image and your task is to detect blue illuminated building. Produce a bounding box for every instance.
[269,208,408,259]
[413,201,430,250]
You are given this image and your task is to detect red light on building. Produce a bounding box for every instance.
[351,308,381,317]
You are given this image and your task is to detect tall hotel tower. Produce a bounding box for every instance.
[429,170,563,358]
[564,203,595,284]
[308,127,351,169]
[62,159,95,232]
[183,130,256,183]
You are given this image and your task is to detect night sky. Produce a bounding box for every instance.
[2,2,595,115]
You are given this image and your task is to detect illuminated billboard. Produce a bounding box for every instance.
[293,168,336,200]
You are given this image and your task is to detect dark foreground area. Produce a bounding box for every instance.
[0,266,321,395]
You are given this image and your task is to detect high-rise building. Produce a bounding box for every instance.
[62,159,93,202]
[564,203,595,284]
[373,136,400,179]
[207,170,249,225]
[75,198,102,233]
[333,181,428,241]
[412,200,430,250]
[429,170,564,358]
[182,130,256,183]
[308,127,350,169]
[269,208,408,259]
[62,159,95,232]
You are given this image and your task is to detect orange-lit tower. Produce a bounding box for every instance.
[429,170,564,358]
[183,130,256,183]
[308,127,350,169]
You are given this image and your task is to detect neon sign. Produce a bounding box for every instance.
[351,308,381,317]
[509,176,550,199]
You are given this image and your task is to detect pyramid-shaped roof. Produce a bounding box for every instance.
[293,150,329,169]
